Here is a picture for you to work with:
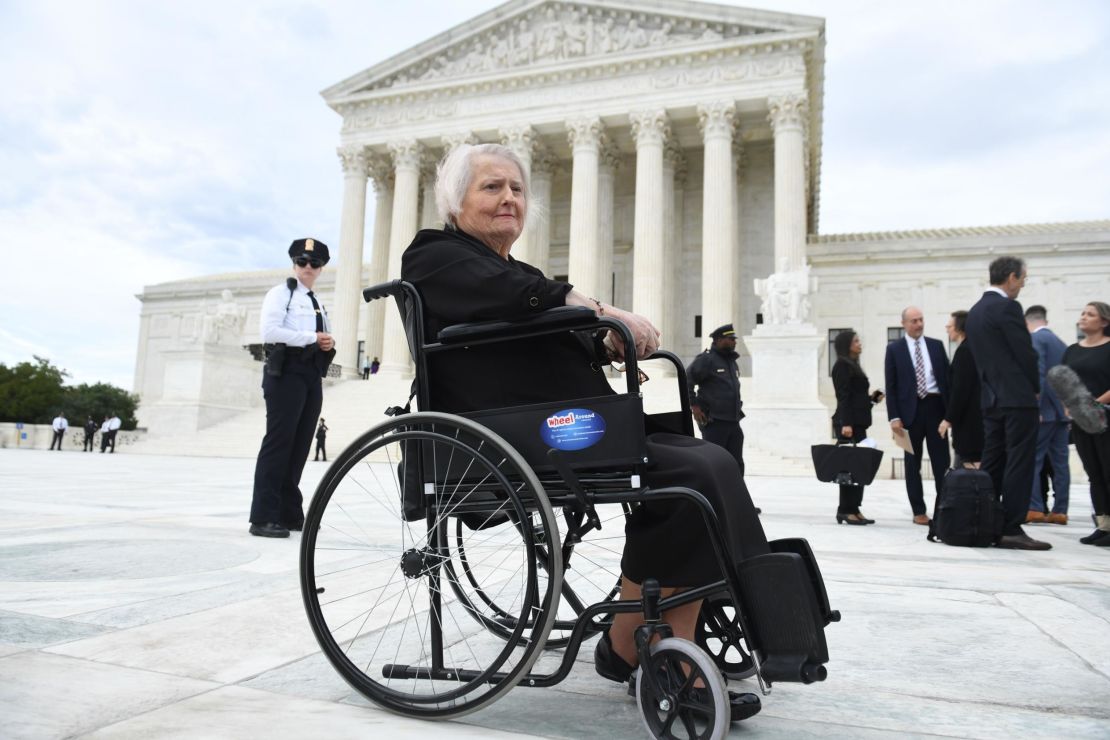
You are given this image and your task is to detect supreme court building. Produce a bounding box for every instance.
[133,0,1110,460]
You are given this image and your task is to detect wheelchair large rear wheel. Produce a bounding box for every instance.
[443,502,628,648]
[300,412,563,719]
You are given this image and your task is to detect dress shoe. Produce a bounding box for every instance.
[836,513,868,526]
[857,511,876,524]
[996,534,1052,550]
[627,675,761,722]
[1046,513,1068,525]
[285,521,304,532]
[1025,510,1046,524]
[594,631,636,683]
[912,514,930,526]
[1080,529,1110,545]
[249,522,290,538]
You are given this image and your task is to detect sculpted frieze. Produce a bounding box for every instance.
[369,3,777,91]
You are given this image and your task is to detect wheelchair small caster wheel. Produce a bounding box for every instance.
[695,593,756,680]
[635,637,729,740]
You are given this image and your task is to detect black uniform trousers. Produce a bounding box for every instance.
[100,431,116,453]
[250,361,322,527]
[700,419,744,479]
[50,430,64,450]
[904,394,950,516]
[314,436,327,462]
[981,407,1038,536]
[83,432,95,451]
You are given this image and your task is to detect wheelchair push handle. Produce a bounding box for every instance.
[363,279,409,303]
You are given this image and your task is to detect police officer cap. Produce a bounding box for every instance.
[288,237,330,265]
[710,323,736,339]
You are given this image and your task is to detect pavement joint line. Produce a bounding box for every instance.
[993,590,1110,684]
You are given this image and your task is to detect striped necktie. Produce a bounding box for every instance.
[914,339,928,399]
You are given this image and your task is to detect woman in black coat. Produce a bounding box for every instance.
[399,142,764,718]
[830,331,882,525]
[938,310,983,466]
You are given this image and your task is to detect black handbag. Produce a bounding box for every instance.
[811,443,884,487]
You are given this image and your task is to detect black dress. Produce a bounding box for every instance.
[1063,341,1110,517]
[944,341,984,463]
[401,226,767,586]
[830,357,872,515]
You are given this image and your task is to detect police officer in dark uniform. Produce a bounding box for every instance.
[687,324,747,478]
[249,238,335,538]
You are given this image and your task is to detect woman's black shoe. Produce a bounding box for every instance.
[628,675,761,722]
[594,631,636,683]
[1079,529,1110,545]
[857,512,876,524]
[836,514,868,526]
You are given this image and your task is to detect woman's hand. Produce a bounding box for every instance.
[938,420,950,439]
[604,306,661,360]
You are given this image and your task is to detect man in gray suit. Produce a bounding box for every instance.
[1025,305,1070,525]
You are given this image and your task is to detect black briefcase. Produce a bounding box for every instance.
[811,444,884,487]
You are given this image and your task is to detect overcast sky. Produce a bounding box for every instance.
[4,0,1108,390]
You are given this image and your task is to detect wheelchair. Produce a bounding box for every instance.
[300,280,840,739]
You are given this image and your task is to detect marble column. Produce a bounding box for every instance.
[662,139,686,364]
[697,100,736,340]
[381,139,422,374]
[597,138,620,304]
[332,144,370,377]
[529,143,556,274]
[420,169,438,230]
[768,92,809,273]
[566,117,604,301]
[362,157,392,369]
[630,109,669,338]
[500,124,536,263]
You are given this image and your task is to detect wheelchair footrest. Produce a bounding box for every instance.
[737,551,830,685]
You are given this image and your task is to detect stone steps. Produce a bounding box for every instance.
[130,372,814,477]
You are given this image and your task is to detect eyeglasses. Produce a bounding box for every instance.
[294,257,323,269]
[614,363,649,385]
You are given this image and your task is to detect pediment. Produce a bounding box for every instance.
[323,0,823,101]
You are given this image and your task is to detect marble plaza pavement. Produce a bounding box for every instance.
[2,447,1108,739]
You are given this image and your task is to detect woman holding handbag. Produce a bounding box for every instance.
[831,331,884,525]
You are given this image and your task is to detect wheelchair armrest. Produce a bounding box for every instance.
[437,306,599,344]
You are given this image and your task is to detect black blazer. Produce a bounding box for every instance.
[831,358,872,433]
[944,341,984,458]
[884,335,949,427]
[965,291,1039,409]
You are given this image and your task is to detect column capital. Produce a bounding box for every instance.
[441,131,478,151]
[499,124,536,155]
[420,148,440,180]
[388,139,423,171]
[696,100,736,141]
[599,136,622,172]
[664,137,686,174]
[629,109,670,148]
[566,116,604,153]
[531,140,560,176]
[367,155,394,192]
[337,144,371,178]
[767,92,809,134]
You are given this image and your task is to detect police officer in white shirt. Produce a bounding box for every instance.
[106,413,121,452]
[49,412,68,450]
[249,238,335,538]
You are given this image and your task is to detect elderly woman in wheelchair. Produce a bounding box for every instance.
[299,143,838,739]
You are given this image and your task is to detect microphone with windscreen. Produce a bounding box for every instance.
[1047,365,1107,434]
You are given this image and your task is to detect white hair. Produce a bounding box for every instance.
[435,143,538,230]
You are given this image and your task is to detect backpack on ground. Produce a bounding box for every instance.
[928,467,1004,547]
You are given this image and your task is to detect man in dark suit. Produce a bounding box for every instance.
[885,306,951,524]
[1025,305,1070,525]
[966,256,1049,550]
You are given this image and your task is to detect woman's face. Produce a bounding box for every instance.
[455,155,527,256]
[850,335,862,357]
[944,317,962,342]
[1077,304,1109,336]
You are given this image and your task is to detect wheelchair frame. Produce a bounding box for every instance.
[299,278,838,734]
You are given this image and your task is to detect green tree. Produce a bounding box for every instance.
[0,356,69,423]
[64,383,140,430]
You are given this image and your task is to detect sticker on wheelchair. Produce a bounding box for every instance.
[540,408,606,451]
